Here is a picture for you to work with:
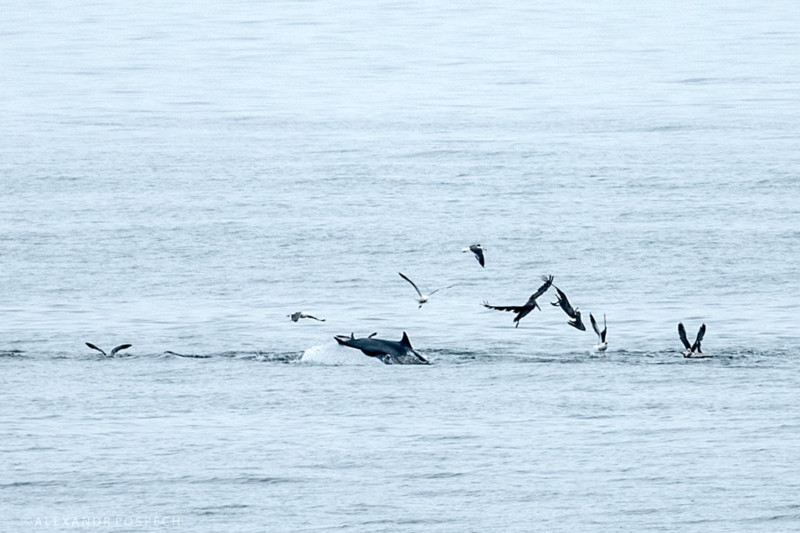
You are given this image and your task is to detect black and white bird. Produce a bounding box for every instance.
[679,323,709,358]
[288,311,325,322]
[550,286,586,331]
[462,244,485,267]
[590,314,608,352]
[482,275,554,327]
[398,272,455,309]
[85,342,131,357]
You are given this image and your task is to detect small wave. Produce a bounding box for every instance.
[162,350,301,363]
[179,475,301,486]
[0,480,62,489]
[162,350,212,359]
[0,349,27,358]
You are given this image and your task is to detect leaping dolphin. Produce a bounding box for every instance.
[86,342,131,357]
[334,332,429,365]
[679,323,709,358]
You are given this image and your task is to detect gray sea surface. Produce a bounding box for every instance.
[2,1,800,531]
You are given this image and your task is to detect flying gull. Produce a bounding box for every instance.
[462,244,485,267]
[85,342,131,357]
[288,311,325,322]
[550,286,586,331]
[398,272,455,309]
[590,313,608,352]
[482,274,554,327]
[679,322,709,358]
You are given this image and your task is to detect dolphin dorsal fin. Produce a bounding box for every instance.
[401,332,412,348]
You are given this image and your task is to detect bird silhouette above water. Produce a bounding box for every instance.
[288,311,325,322]
[462,244,485,267]
[551,286,586,331]
[590,313,608,351]
[398,272,456,309]
[482,274,554,328]
[679,322,709,358]
[85,342,131,357]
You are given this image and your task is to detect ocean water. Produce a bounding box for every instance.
[2,1,800,531]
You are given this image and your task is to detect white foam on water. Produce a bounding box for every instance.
[300,342,383,366]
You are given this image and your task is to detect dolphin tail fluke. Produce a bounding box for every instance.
[334,335,350,346]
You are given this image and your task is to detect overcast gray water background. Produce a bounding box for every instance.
[2,1,800,531]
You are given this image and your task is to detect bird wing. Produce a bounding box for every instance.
[85,342,106,356]
[590,314,602,339]
[531,275,554,300]
[472,246,485,267]
[110,344,132,356]
[678,323,691,350]
[601,315,607,342]
[429,283,457,296]
[692,324,706,352]
[398,272,423,297]
[305,314,325,322]
[483,301,527,313]
[552,287,577,318]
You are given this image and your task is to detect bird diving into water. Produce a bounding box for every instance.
[679,322,709,358]
[398,272,455,309]
[462,244,485,267]
[85,342,131,357]
[482,274,554,327]
[288,311,325,322]
[590,313,608,351]
[550,286,586,331]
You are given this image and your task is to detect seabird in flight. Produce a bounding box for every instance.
[398,272,455,309]
[679,322,709,358]
[550,286,586,331]
[462,244,485,267]
[590,313,608,351]
[85,342,131,357]
[482,274,554,327]
[288,311,325,322]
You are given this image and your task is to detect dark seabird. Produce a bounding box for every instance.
[590,313,608,352]
[482,274,554,327]
[288,311,325,322]
[85,342,131,357]
[679,323,709,358]
[462,244,485,267]
[550,286,586,331]
[398,272,455,309]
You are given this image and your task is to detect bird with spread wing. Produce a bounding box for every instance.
[482,275,554,327]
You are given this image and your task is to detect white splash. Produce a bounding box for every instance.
[300,342,382,366]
